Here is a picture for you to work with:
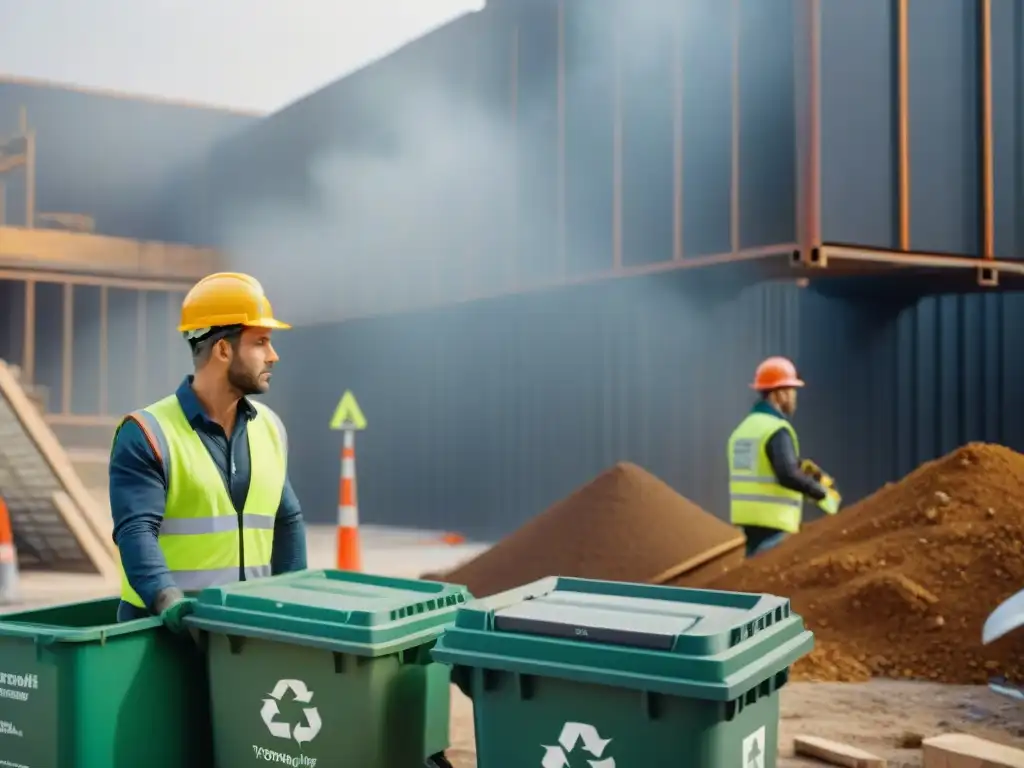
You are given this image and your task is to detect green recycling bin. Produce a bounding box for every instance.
[0,596,212,768]
[432,576,814,768]
[185,569,470,768]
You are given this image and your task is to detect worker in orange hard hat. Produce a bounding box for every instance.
[109,272,307,631]
[726,356,841,557]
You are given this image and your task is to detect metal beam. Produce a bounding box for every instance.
[818,244,1024,274]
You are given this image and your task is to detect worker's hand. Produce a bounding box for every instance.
[153,588,195,634]
[817,489,841,516]
[160,599,196,634]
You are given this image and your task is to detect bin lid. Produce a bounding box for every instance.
[432,576,814,701]
[187,570,470,657]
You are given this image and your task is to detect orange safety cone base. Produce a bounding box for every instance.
[336,526,362,571]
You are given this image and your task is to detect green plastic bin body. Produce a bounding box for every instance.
[0,597,212,768]
[185,569,470,768]
[432,577,815,768]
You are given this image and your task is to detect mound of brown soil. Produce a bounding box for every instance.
[438,462,744,597]
[702,442,1024,684]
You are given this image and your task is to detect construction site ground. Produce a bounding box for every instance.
[5,525,1024,766]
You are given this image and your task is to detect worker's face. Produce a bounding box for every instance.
[770,387,798,417]
[777,387,798,416]
[224,328,279,395]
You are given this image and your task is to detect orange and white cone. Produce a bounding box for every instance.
[0,495,19,604]
[336,430,362,571]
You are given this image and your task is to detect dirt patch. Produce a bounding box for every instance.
[699,442,1024,685]
[433,462,743,597]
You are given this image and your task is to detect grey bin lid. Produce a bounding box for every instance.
[493,590,704,650]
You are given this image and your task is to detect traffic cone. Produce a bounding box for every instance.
[336,430,362,571]
[0,495,19,604]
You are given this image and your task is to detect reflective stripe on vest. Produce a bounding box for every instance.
[115,395,287,609]
[727,411,804,534]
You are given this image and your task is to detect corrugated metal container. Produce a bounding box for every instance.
[0,79,254,244]
[819,0,1023,258]
[206,0,800,324]
[266,270,1022,540]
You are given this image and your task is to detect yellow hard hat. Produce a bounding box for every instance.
[178,272,291,334]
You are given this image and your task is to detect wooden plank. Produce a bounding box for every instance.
[651,535,746,585]
[0,226,221,280]
[51,491,119,584]
[923,734,1024,768]
[0,359,116,569]
[793,735,886,768]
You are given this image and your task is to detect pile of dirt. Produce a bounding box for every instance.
[434,462,744,597]
[698,442,1024,684]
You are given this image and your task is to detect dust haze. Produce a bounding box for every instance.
[212,0,711,327]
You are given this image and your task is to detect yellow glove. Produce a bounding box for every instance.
[802,458,835,489]
[817,488,841,515]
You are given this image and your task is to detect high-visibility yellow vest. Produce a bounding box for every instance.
[727,411,804,534]
[115,394,287,609]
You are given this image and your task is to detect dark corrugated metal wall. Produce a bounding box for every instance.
[184,1,1024,541]
[265,274,1024,539]
[820,0,1024,257]
[204,0,799,324]
[0,81,253,243]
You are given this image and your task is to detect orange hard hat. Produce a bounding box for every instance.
[178,272,291,335]
[750,356,804,391]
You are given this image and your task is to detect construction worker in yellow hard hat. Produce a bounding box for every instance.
[108,272,307,630]
[727,357,841,558]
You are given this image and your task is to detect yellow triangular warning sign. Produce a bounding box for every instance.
[329,391,367,431]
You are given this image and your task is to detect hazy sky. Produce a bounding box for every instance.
[0,0,482,113]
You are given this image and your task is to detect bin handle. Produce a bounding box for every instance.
[35,634,57,647]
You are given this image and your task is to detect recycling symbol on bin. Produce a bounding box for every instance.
[260,679,322,746]
[541,722,615,768]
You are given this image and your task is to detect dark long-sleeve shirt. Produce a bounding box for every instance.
[742,400,829,548]
[110,376,307,619]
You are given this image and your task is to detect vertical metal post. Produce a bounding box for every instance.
[730,0,742,254]
[808,0,822,249]
[556,0,567,276]
[61,282,73,414]
[98,286,109,414]
[897,0,911,250]
[510,24,521,288]
[22,279,35,385]
[24,131,35,229]
[135,291,147,406]
[612,16,624,270]
[672,16,684,262]
[981,0,995,259]
[168,291,179,377]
